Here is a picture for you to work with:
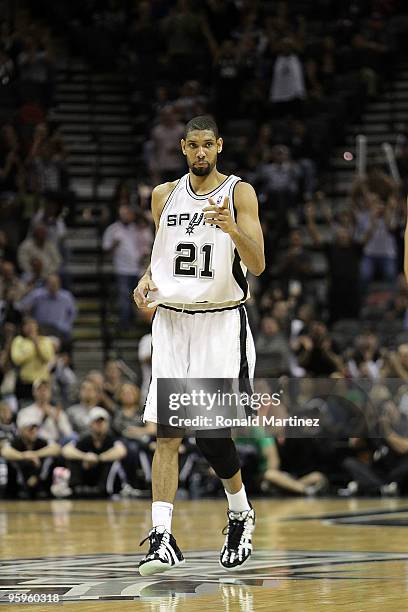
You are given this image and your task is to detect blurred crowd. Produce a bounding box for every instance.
[2,0,408,499]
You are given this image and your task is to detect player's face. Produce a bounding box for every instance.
[181,130,223,176]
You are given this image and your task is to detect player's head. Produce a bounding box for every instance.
[181,115,222,176]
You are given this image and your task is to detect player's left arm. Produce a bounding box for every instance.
[203,181,265,276]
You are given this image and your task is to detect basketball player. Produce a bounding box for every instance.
[133,116,265,575]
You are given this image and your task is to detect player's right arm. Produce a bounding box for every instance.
[133,181,176,308]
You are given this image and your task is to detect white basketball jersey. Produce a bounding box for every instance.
[150,173,249,305]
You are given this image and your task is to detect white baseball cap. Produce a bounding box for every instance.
[88,407,110,423]
[17,411,42,429]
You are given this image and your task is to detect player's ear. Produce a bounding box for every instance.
[217,138,223,154]
[181,139,186,155]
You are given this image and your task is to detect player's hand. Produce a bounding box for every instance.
[133,275,158,308]
[203,196,236,234]
[84,452,99,464]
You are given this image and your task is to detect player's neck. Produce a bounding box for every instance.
[188,169,228,195]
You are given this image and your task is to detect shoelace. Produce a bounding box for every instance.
[222,513,247,551]
[139,529,170,559]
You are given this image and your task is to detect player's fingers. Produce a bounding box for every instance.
[221,195,229,209]
[202,205,217,212]
[208,197,216,207]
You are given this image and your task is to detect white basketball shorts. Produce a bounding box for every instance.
[143,304,256,423]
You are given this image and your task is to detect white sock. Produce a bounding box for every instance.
[225,485,251,512]
[152,501,173,532]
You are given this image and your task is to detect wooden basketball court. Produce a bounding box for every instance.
[1,498,408,611]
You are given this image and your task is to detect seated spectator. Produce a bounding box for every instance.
[20,379,73,444]
[341,399,408,497]
[85,370,116,413]
[138,308,154,408]
[113,383,155,490]
[261,437,327,496]
[18,224,62,281]
[104,359,125,403]
[52,351,78,409]
[1,410,60,499]
[17,273,76,343]
[255,316,292,375]
[0,401,16,447]
[0,261,25,301]
[0,261,26,326]
[347,330,382,379]
[61,407,127,498]
[67,379,100,435]
[381,344,408,381]
[10,317,55,401]
[113,383,155,440]
[102,205,153,331]
[258,145,301,212]
[23,257,46,294]
[292,321,344,376]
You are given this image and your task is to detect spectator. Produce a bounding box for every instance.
[0,261,26,326]
[148,107,185,184]
[305,201,362,322]
[20,379,73,444]
[269,37,306,116]
[53,351,78,409]
[1,410,60,499]
[61,407,127,498]
[347,330,382,380]
[27,140,69,195]
[17,224,62,280]
[113,383,155,490]
[292,321,344,376]
[17,34,55,108]
[17,273,77,342]
[102,205,153,330]
[275,229,313,294]
[138,308,154,408]
[0,260,25,300]
[255,316,292,375]
[381,344,408,381]
[103,359,124,403]
[11,317,55,400]
[85,370,116,413]
[355,193,398,291]
[67,380,100,435]
[0,400,16,446]
[113,383,155,439]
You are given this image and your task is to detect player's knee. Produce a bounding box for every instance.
[156,437,183,454]
[196,437,240,480]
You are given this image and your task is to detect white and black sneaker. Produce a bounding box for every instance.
[220,507,255,571]
[138,526,185,576]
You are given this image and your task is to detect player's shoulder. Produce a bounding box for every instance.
[152,180,179,202]
[234,180,257,200]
